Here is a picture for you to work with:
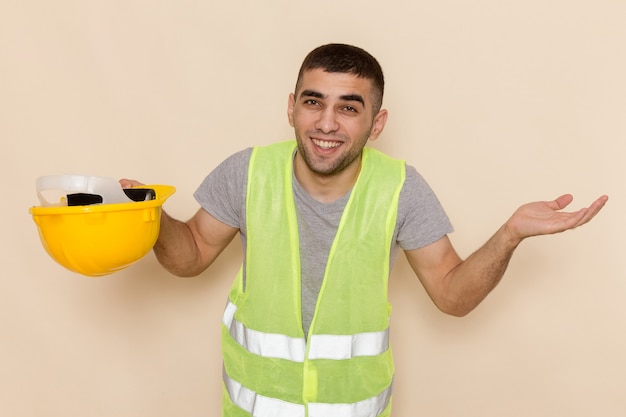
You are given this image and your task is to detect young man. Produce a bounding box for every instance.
[122,44,607,417]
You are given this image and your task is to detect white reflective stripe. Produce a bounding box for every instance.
[224,371,392,417]
[308,330,389,360]
[309,381,393,417]
[223,301,388,361]
[223,370,305,417]
[222,301,237,331]
[223,301,306,361]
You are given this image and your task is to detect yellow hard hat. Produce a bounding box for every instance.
[29,175,175,277]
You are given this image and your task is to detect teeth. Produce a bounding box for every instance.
[313,139,341,149]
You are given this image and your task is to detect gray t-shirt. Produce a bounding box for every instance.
[194,147,453,335]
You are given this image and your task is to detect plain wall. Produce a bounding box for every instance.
[2,1,624,416]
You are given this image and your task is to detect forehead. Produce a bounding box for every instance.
[296,69,374,101]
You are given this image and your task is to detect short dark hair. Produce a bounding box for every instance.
[295,43,385,113]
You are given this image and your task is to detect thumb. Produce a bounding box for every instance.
[119,178,144,188]
[553,194,574,210]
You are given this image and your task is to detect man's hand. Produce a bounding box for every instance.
[504,194,609,243]
[117,178,239,277]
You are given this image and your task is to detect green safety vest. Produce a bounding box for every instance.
[221,140,406,417]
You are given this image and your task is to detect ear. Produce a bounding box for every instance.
[287,93,296,127]
[368,109,388,141]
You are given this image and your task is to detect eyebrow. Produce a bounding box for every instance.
[300,89,365,107]
[340,94,365,107]
[301,89,325,99]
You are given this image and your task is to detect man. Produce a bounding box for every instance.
[122,44,607,417]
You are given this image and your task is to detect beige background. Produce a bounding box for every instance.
[1,1,624,416]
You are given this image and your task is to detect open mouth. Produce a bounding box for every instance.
[312,138,342,150]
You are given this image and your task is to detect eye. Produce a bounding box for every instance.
[340,105,360,115]
[304,99,320,106]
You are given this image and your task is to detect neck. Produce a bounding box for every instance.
[293,152,362,204]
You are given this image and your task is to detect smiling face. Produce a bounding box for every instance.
[288,69,388,185]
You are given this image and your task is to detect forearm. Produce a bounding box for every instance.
[441,223,522,316]
[153,211,205,277]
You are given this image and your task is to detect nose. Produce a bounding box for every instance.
[315,107,339,133]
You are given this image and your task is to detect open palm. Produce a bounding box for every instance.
[507,194,608,240]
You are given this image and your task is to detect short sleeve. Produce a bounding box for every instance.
[193,148,252,229]
[396,165,454,250]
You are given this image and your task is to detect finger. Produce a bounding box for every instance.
[557,208,589,231]
[119,178,144,188]
[574,195,609,227]
[553,194,574,210]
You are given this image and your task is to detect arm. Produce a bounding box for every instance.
[120,179,238,277]
[154,208,238,277]
[405,194,608,317]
